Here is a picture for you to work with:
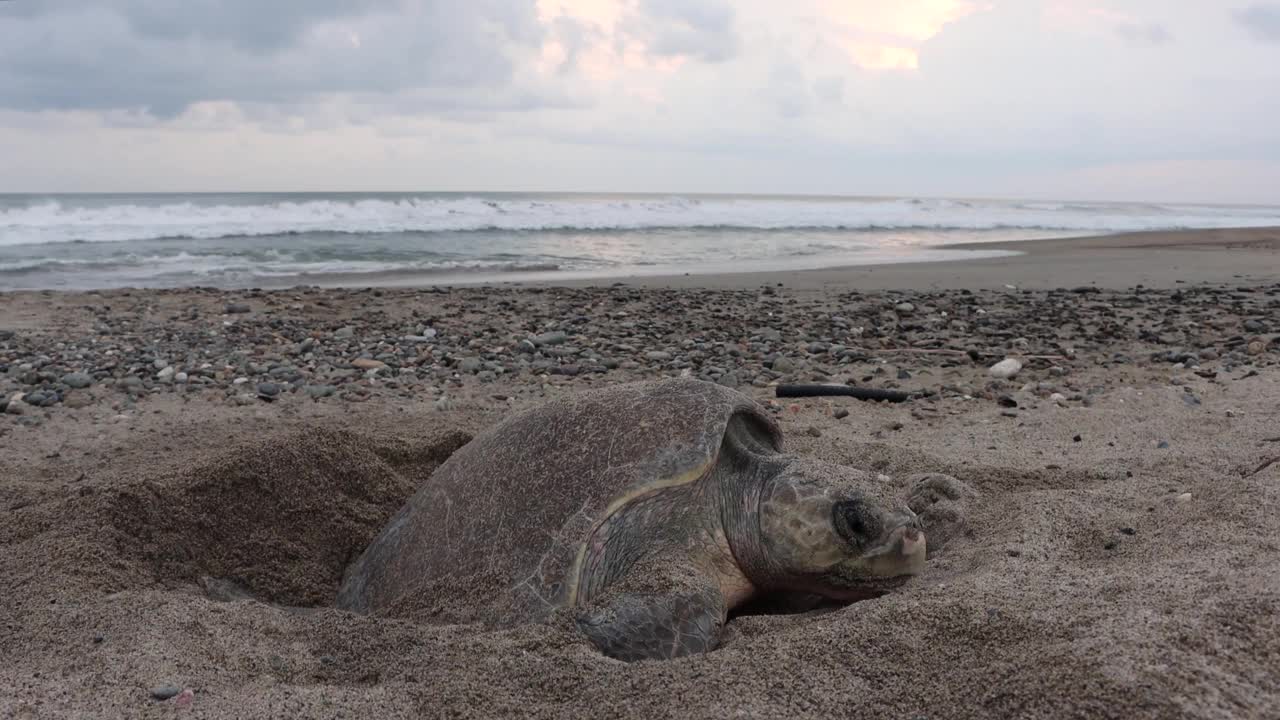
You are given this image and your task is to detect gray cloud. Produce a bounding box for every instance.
[634,0,738,62]
[0,1,546,115]
[1114,22,1173,47]
[1234,4,1280,42]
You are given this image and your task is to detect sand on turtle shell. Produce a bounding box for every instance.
[3,366,1280,719]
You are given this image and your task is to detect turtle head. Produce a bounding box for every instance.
[755,458,925,599]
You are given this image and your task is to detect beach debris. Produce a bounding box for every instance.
[1175,493,1193,503]
[988,358,1023,379]
[775,384,912,403]
[174,689,195,709]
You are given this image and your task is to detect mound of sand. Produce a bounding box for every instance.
[3,388,1278,718]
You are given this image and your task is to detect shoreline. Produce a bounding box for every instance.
[560,226,1280,291]
[5,226,1276,296]
[230,225,1280,293]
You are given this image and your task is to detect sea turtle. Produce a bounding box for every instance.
[337,378,969,661]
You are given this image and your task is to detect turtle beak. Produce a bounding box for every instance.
[864,521,927,577]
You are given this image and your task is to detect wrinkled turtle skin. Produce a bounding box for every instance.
[338,378,970,661]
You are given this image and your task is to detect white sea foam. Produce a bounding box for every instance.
[4,195,1280,247]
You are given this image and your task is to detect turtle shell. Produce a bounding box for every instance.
[336,378,782,624]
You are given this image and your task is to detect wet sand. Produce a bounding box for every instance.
[2,227,1278,718]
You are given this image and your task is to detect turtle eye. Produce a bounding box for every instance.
[833,500,869,545]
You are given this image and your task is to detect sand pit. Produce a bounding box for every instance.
[3,379,1278,719]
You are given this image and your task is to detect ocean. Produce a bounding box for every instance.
[3,192,1279,291]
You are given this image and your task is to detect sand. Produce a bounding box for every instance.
[2,228,1279,718]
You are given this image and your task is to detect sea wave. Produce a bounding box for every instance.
[4,195,1280,247]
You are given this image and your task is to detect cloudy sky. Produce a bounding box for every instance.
[1,0,1278,202]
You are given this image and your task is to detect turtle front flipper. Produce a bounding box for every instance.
[576,584,726,662]
[906,473,977,556]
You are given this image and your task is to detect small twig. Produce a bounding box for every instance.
[1264,437,1280,443]
[1246,456,1280,478]
[776,384,912,403]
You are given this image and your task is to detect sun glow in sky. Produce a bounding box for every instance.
[0,1,1278,202]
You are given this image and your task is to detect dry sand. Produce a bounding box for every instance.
[2,228,1279,718]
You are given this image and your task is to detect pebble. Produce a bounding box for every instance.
[64,392,95,409]
[1243,319,1268,333]
[645,351,672,362]
[1175,492,1192,503]
[1050,392,1067,406]
[225,302,251,314]
[61,372,93,389]
[894,302,916,314]
[305,385,336,399]
[4,393,26,415]
[534,330,569,346]
[156,366,175,381]
[988,358,1023,380]
[256,382,281,399]
[150,684,182,701]
[771,356,797,374]
[333,326,356,339]
[833,408,850,420]
[352,358,386,370]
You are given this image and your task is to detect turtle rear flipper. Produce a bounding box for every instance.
[577,583,726,662]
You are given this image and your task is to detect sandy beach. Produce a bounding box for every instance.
[2,227,1278,719]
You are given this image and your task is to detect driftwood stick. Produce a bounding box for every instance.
[775,384,912,403]
[1246,456,1280,478]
